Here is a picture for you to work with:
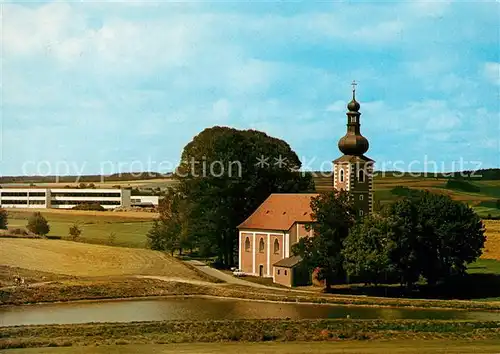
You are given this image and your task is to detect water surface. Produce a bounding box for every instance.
[1,297,498,326]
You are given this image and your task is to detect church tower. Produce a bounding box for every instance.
[333,82,374,216]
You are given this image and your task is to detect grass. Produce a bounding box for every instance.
[7,210,154,248]
[0,238,203,279]
[5,341,500,354]
[1,319,500,350]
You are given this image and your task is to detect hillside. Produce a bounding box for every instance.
[0,238,204,279]
[314,173,500,219]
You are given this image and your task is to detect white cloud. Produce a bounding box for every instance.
[484,62,500,86]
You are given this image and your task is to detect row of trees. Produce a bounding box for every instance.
[147,126,314,266]
[293,190,486,289]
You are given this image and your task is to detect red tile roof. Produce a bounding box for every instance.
[238,193,318,231]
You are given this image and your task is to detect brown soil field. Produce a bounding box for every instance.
[483,220,500,260]
[0,239,202,279]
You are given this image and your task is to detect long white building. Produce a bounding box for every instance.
[0,188,159,209]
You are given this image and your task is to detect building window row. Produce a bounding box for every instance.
[51,192,121,198]
[29,200,45,205]
[51,200,121,206]
[1,192,28,197]
[1,200,28,204]
[29,192,46,197]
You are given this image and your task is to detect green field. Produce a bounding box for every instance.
[7,211,152,248]
[3,340,500,354]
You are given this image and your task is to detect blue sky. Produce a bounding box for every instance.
[2,0,499,176]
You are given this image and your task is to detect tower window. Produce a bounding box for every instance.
[340,169,345,182]
[245,237,250,252]
[351,116,357,123]
[360,195,364,201]
[359,210,364,216]
[358,170,365,182]
[259,238,265,253]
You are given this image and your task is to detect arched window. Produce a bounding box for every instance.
[358,169,365,182]
[244,237,250,252]
[359,195,364,201]
[259,238,265,253]
[273,239,280,254]
[340,169,345,182]
[359,210,364,217]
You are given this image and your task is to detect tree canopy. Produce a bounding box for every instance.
[292,190,355,290]
[150,126,314,266]
[344,191,486,288]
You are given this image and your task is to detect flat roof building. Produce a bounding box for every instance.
[0,188,151,210]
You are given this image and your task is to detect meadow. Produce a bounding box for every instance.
[5,340,500,354]
[6,210,154,248]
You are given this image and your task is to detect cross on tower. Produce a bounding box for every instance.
[351,80,357,100]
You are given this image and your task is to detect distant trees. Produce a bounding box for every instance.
[446,179,481,193]
[292,191,355,290]
[72,202,106,211]
[147,126,314,265]
[27,212,50,236]
[0,208,7,229]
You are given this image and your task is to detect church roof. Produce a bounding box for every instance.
[273,255,303,268]
[333,154,374,163]
[237,193,318,231]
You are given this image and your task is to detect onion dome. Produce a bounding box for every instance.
[337,81,369,156]
[338,134,369,155]
[347,98,360,112]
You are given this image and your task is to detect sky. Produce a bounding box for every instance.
[2,0,499,177]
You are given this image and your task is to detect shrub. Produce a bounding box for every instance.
[108,232,116,245]
[72,202,105,211]
[0,208,7,229]
[26,212,50,236]
[69,223,82,241]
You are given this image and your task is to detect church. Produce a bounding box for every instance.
[237,85,374,287]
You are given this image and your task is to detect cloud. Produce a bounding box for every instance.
[484,62,500,86]
[1,1,498,175]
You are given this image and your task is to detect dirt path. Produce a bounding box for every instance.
[184,260,280,290]
[134,275,214,287]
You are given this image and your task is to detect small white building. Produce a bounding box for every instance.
[130,195,160,208]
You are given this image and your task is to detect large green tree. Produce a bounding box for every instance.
[386,191,485,287]
[292,190,355,290]
[343,215,396,286]
[155,126,313,266]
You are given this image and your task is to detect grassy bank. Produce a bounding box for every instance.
[1,319,500,350]
[2,276,500,311]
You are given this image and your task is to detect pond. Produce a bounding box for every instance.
[1,297,499,326]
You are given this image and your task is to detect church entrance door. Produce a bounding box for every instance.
[259,265,264,277]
